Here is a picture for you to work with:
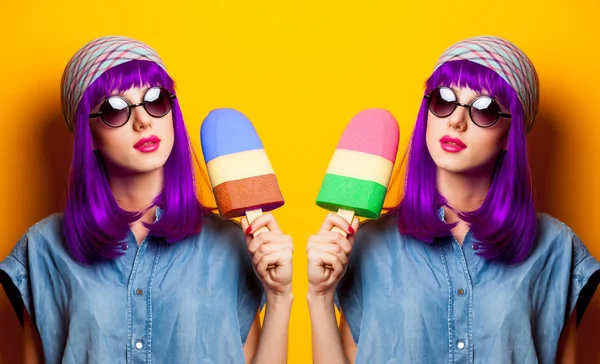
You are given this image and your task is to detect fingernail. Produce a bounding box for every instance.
[246,226,253,235]
[348,226,355,235]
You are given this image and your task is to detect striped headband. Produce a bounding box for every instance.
[433,36,540,132]
[60,36,167,132]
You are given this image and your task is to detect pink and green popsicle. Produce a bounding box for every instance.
[316,108,399,233]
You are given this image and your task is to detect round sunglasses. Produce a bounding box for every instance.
[89,86,176,128]
[424,86,511,128]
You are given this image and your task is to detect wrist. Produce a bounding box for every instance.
[266,288,294,306]
[306,291,336,307]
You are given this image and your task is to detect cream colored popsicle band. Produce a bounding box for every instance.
[326,149,394,188]
[206,149,275,187]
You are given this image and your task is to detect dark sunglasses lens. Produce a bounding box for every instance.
[101,97,129,126]
[429,87,456,117]
[471,97,500,126]
[144,87,172,117]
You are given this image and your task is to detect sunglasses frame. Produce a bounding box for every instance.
[424,86,511,128]
[89,86,176,128]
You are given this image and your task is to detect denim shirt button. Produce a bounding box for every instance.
[457,288,465,296]
[135,340,143,350]
[457,340,466,350]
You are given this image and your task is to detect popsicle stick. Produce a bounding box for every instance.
[245,208,275,269]
[245,209,269,237]
[331,208,355,237]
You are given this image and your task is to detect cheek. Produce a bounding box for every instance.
[470,131,506,158]
[161,116,175,145]
[425,116,442,148]
[91,128,130,156]
[89,125,108,149]
[425,114,444,134]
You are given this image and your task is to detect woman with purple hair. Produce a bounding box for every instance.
[0,36,292,363]
[307,36,600,363]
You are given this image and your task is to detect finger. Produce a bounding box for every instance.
[240,216,250,233]
[262,251,293,288]
[346,217,361,245]
[317,252,344,277]
[308,244,349,268]
[308,231,346,245]
[246,212,282,235]
[247,233,268,254]
[252,243,285,266]
[248,232,293,254]
[308,250,343,274]
[309,242,348,265]
[319,213,353,235]
[332,233,353,255]
[308,232,352,255]
[351,217,360,232]
[257,249,293,274]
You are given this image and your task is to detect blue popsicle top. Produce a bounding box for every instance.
[200,108,264,163]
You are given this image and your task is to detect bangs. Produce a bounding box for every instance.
[425,60,514,112]
[85,60,174,110]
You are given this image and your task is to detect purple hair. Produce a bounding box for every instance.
[63,60,205,264]
[396,60,537,264]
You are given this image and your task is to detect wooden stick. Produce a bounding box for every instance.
[245,208,269,237]
[331,208,355,237]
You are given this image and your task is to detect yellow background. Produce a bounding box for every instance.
[1,0,599,362]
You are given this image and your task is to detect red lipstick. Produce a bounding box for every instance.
[439,135,467,153]
[134,135,161,153]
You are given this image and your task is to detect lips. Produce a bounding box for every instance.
[134,135,161,152]
[439,135,466,153]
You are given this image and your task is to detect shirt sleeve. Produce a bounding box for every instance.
[569,233,600,327]
[0,232,32,328]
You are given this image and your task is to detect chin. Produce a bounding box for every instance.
[436,165,468,174]
[433,158,472,175]
[131,158,169,174]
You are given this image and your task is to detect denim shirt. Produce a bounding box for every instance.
[336,211,600,364]
[0,211,264,364]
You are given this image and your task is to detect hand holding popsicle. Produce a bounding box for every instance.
[307,213,359,296]
[241,213,293,296]
[309,108,399,282]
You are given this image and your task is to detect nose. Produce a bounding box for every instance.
[447,103,468,131]
[131,103,152,131]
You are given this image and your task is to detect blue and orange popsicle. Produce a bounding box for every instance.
[200,108,284,235]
